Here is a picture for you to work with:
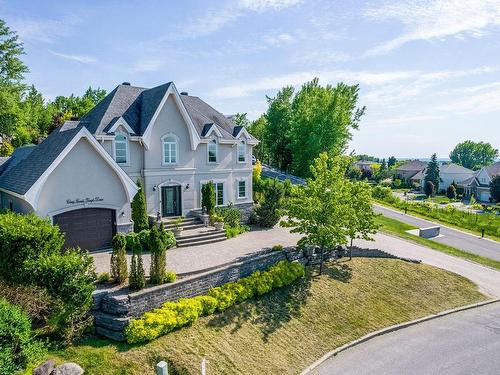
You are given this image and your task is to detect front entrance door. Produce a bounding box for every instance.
[161,185,181,217]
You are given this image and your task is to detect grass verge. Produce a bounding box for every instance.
[374,200,500,242]
[43,258,485,375]
[375,215,500,270]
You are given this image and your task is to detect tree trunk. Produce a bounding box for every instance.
[350,238,353,260]
[319,246,324,275]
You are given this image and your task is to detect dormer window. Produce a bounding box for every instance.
[162,134,178,165]
[114,133,128,164]
[208,139,217,163]
[237,140,246,163]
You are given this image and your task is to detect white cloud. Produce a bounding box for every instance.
[49,50,97,64]
[264,32,296,46]
[293,51,351,66]
[8,16,78,43]
[239,0,303,11]
[363,0,500,55]
[437,85,500,114]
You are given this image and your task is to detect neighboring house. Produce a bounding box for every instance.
[394,160,427,183]
[0,82,258,251]
[461,161,500,202]
[412,163,474,192]
[354,160,378,171]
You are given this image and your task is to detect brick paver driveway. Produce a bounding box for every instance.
[92,225,302,276]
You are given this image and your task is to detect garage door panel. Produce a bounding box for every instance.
[54,208,115,251]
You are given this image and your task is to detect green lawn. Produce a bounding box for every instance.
[375,215,500,270]
[42,258,485,375]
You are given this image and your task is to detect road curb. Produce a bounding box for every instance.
[301,298,500,374]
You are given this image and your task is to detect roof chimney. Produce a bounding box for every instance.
[180,91,188,96]
[122,82,131,86]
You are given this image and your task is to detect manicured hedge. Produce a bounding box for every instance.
[125,260,305,343]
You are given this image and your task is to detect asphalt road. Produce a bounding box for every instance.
[374,204,500,261]
[312,301,500,375]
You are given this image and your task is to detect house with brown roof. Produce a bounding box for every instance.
[394,160,427,183]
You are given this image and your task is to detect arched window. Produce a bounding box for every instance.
[208,139,217,163]
[162,134,178,165]
[114,133,128,164]
[237,140,246,163]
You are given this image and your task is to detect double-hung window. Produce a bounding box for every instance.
[114,134,127,164]
[216,182,224,205]
[237,140,246,162]
[238,180,246,198]
[162,135,178,165]
[208,139,217,163]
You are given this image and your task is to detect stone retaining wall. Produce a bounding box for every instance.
[92,245,416,341]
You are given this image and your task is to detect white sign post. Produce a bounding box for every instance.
[156,361,168,375]
[201,358,207,375]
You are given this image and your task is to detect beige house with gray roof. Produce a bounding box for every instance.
[0,82,258,251]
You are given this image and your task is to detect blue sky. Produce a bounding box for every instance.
[1,0,500,158]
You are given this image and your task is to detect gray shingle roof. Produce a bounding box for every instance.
[395,160,427,172]
[439,163,474,174]
[486,161,500,178]
[0,145,36,177]
[0,126,82,195]
[79,82,256,142]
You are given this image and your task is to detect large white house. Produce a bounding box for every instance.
[0,82,258,250]
[461,161,500,202]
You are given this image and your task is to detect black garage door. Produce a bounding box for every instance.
[54,208,116,251]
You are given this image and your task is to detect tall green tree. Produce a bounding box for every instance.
[289,79,365,177]
[132,179,149,232]
[231,112,250,127]
[387,156,397,168]
[264,86,294,171]
[450,141,498,170]
[424,153,440,195]
[0,19,28,84]
[281,153,376,274]
[247,115,268,162]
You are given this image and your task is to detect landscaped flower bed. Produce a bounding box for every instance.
[125,260,305,343]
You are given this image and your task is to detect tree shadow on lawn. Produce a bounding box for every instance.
[206,262,352,342]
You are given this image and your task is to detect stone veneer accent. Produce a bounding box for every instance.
[92,246,417,341]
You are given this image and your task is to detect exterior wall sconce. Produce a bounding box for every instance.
[153,185,157,191]
[185,183,190,190]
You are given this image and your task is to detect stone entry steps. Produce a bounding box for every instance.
[176,229,227,248]
[162,216,228,247]
[162,216,205,231]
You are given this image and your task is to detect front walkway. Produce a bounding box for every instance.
[92,225,302,276]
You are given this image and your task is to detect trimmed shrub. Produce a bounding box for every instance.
[128,234,146,291]
[424,180,434,197]
[446,184,457,200]
[201,181,216,215]
[138,229,151,252]
[125,260,305,343]
[0,212,64,284]
[110,233,128,284]
[165,271,177,283]
[149,225,176,285]
[0,299,45,374]
[132,179,149,233]
[215,203,241,227]
[97,272,111,284]
[253,179,285,228]
[272,244,284,252]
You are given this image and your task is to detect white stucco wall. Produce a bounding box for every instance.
[36,138,132,227]
[0,191,33,214]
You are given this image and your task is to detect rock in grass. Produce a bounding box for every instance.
[53,362,84,375]
[33,359,55,375]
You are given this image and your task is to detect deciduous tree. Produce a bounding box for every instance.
[450,141,498,170]
[490,175,500,203]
